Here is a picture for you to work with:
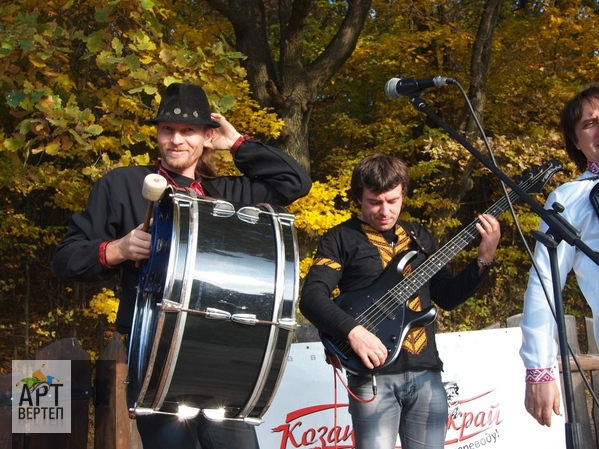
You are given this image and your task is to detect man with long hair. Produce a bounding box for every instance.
[54,82,311,448]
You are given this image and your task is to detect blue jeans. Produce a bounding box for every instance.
[348,370,448,449]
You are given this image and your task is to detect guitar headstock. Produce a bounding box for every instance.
[514,159,564,194]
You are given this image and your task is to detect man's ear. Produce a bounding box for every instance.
[205,127,215,140]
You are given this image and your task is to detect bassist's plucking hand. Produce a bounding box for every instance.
[347,325,388,370]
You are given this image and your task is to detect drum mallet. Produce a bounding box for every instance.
[136,173,168,268]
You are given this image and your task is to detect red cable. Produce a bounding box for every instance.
[327,353,377,403]
[327,353,377,449]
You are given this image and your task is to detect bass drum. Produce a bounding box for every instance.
[127,188,299,423]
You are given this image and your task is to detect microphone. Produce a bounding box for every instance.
[384,76,454,99]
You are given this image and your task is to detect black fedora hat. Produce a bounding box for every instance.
[146,83,221,128]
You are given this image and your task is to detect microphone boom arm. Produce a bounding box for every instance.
[407,93,598,265]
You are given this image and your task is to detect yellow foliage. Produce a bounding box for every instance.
[2,0,599,363]
[84,288,120,324]
[95,136,122,154]
[287,179,353,236]
[118,97,141,114]
[299,255,314,279]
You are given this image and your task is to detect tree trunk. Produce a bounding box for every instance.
[24,262,30,359]
[439,0,505,224]
[205,0,373,173]
[465,0,505,135]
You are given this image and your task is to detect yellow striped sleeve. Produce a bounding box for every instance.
[312,257,342,271]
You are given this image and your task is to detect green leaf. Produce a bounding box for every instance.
[19,40,35,52]
[95,7,113,23]
[6,90,26,108]
[4,137,25,151]
[131,132,147,143]
[15,11,40,27]
[45,141,61,155]
[85,125,103,136]
[139,0,157,10]
[111,37,124,55]
[19,119,35,135]
[219,95,236,110]
[215,62,226,74]
[86,32,107,53]
[31,90,45,103]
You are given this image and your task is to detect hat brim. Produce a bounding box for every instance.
[145,116,221,128]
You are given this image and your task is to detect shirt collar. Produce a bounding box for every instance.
[588,160,599,174]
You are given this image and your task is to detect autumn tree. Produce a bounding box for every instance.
[198,0,374,172]
[0,0,283,361]
[290,0,596,330]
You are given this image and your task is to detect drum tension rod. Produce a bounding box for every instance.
[158,299,297,330]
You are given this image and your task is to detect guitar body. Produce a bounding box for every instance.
[321,250,438,375]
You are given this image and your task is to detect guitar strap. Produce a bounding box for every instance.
[399,220,429,256]
[590,180,599,221]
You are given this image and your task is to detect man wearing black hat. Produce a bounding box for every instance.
[54,82,312,448]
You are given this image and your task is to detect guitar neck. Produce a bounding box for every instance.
[391,176,531,303]
[427,189,517,270]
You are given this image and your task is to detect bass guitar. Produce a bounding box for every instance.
[320,160,563,375]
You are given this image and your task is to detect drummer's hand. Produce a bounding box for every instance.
[203,113,243,152]
[105,223,151,265]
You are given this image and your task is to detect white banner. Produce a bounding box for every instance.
[256,327,565,449]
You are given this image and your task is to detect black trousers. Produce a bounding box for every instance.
[136,414,260,449]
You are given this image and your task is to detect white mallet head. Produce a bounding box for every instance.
[142,174,168,201]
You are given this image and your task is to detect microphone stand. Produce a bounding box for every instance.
[407,92,599,449]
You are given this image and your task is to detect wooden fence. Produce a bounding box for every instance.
[2,317,599,449]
